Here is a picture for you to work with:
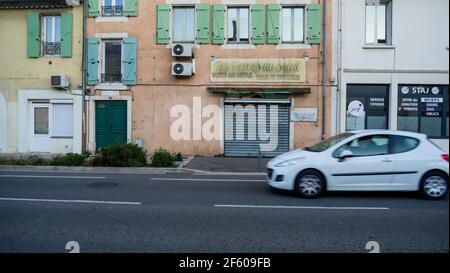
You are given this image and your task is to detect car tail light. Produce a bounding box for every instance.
[442,154,449,162]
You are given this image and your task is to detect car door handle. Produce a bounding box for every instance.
[381,159,393,163]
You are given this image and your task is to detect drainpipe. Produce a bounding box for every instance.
[81,0,87,153]
[321,0,327,140]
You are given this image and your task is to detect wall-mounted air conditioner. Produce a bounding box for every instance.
[172,62,195,77]
[51,75,70,89]
[65,0,81,6]
[172,44,193,58]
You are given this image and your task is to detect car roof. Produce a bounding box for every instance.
[347,130,428,139]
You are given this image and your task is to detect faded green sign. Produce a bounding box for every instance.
[211,58,307,83]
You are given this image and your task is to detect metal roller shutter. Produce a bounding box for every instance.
[224,99,291,157]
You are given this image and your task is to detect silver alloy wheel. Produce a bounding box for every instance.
[424,176,448,198]
[299,175,322,196]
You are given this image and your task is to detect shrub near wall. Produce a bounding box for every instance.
[93,143,147,167]
[152,148,176,168]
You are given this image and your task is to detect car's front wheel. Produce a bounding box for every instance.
[420,171,448,200]
[294,170,326,199]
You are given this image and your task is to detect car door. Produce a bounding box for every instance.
[390,135,422,190]
[327,134,394,190]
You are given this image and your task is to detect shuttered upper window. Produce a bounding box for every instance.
[365,0,392,45]
[102,0,124,17]
[282,7,304,43]
[42,16,61,56]
[173,7,195,43]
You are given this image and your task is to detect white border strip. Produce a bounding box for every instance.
[214,204,390,210]
[0,197,141,205]
[151,178,266,182]
[0,175,106,179]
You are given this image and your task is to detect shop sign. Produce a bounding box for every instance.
[291,108,318,122]
[211,58,306,83]
[347,100,365,117]
[398,85,444,117]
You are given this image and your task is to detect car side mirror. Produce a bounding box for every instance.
[338,150,354,162]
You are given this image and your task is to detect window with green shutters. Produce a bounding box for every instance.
[123,37,137,86]
[27,12,40,58]
[306,3,322,44]
[156,4,170,44]
[196,4,210,44]
[267,4,281,44]
[87,38,100,86]
[212,4,225,45]
[251,4,266,45]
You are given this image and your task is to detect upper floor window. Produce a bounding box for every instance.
[227,7,250,44]
[102,0,124,17]
[282,7,304,43]
[42,15,61,56]
[102,40,123,83]
[173,7,195,43]
[365,0,392,45]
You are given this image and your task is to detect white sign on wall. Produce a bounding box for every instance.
[291,108,318,122]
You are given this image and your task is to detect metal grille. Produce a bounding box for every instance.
[101,73,122,83]
[224,100,291,158]
[102,6,124,17]
[43,42,61,55]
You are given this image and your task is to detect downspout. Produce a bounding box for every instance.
[81,0,87,153]
[321,0,327,140]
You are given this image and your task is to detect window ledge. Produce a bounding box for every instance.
[363,45,396,49]
[221,44,256,50]
[95,16,128,23]
[276,44,311,50]
[95,83,129,91]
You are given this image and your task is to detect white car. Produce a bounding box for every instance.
[267,130,449,200]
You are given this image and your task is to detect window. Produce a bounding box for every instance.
[365,0,392,45]
[305,133,355,153]
[102,40,123,83]
[346,85,389,131]
[398,85,449,138]
[52,104,73,138]
[173,7,195,43]
[42,15,61,55]
[391,136,419,154]
[34,107,49,135]
[282,7,304,43]
[102,0,124,17]
[227,7,250,44]
[335,135,390,157]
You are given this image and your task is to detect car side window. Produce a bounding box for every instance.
[334,135,390,157]
[391,136,420,154]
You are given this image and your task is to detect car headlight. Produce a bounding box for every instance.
[275,157,306,167]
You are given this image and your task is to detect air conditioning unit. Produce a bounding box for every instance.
[172,44,193,58]
[172,62,195,77]
[51,75,70,89]
[65,0,81,6]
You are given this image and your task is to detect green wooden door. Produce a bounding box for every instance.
[95,101,127,150]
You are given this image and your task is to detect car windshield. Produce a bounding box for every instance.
[304,132,355,152]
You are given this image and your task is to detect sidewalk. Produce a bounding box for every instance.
[185,156,271,173]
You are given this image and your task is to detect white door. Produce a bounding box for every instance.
[30,103,50,152]
[327,135,395,190]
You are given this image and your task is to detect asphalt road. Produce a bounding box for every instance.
[0,170,448,253]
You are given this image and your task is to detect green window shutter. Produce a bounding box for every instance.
[60,13,73,58]
[124,0,138,17]
[123,37,137,86]
[267,4,280,44]
[27,12,40,58]
[251,4,266,45]
[212,4,225,45]
[87,38,99,86]
[196,4,210,44]
[88,0,99,17]
[156,4,170,44]
[307,3,322,44]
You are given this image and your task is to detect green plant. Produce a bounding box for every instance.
[27,155,51,166]
[152,148,176,168]
[97,143,147,167]
[50,153,87,166]
[0,157,10,165]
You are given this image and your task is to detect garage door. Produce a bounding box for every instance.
[224,99,291,157]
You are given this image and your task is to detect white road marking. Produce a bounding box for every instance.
[0,175,106,179]
[0,197,141,205]
[214,204,390,210]
[150,178,266,182]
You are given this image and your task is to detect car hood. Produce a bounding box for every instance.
[272,149,316,161]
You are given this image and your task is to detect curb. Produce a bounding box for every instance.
[0,165,267,176]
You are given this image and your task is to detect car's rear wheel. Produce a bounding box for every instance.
[420,171,448,200]
[294,170,325,199]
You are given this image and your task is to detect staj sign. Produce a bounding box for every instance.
[211,58,307,83]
